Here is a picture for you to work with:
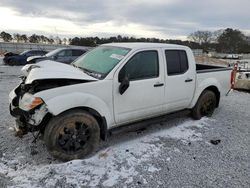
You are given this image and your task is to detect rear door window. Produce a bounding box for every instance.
[165,50,188,75]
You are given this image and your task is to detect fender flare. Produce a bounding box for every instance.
[190,78,221,108]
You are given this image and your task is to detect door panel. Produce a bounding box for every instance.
[113,50,165,125]
[163,49,195,111]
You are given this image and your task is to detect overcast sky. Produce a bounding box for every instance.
[0,0,249,40]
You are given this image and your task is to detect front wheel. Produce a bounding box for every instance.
[191,90,217,120]
[43,110,100,161]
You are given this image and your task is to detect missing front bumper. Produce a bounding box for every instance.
[10,103,49,133]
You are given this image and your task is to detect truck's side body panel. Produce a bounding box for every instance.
[189,70,231,108]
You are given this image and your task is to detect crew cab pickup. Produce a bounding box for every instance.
[9,43,232,161]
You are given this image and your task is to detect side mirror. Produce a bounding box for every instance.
[119,76,130,95]
[118,67,130,95]
[52,55,58,60]
[119,77,130,95]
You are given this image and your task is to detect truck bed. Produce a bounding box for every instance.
[196,64,232,73]
[195,64,232,97]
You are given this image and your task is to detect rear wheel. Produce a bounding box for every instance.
[44,110,100,161]
[191,90,217,120]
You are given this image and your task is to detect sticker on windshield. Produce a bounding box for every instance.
[110,54,125,60]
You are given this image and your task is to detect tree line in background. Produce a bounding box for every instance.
[188,28,250,53]
[1,28,250,53]
[0,32,67,45]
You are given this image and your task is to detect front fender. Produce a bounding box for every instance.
[43,92,112,126]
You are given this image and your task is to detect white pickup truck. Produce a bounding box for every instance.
[9,43,231,160]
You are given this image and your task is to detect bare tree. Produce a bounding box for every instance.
[188,30,213,44]
[211,29,224,43]
[13,33,21,42]
[55,36,62,44]
[63,38,67,45]
[20,34,28,43]
[48,36,55,44]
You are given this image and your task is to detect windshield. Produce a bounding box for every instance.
[45,49,62,57]
[72,46,130,79]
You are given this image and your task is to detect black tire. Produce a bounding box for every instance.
[8,59,16,66]
[44,110,100,161]
[8,59,15,66]
[191,90,217,120]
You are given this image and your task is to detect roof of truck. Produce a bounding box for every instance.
[102,42,188,50]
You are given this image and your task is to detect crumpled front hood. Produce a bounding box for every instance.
[22,60,98,84]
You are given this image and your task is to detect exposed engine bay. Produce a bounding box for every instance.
[10,76,94,138]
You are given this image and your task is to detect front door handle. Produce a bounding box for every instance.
[154,83,164,87]
[185,78,193,82]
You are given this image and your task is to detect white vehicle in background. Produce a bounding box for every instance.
[225,54,240,59]
[9,43,232,161]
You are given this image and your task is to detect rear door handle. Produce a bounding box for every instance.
[185,78,193,82]
[154,83,164,87]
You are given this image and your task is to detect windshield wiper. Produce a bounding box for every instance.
[72,63,78,68]
[81,67,93,75]
[72,64,102,79]
[79,67,101,79]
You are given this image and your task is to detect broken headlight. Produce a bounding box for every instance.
[19,93,44,111]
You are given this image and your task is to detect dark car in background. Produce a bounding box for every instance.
[3,50,47,65]
[27,47,89,64]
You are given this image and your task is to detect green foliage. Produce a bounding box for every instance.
[189,28,250,53]
[0,31,13,42]
[29,34,40,43]
[217,28,248,53]
[20,34,28,42]
[68,36,202,49]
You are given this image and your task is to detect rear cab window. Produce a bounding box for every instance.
[165,50,189,75]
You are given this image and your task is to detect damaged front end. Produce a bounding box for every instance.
[9,81,50,137]
[9,61,97,138]
[9,77,90,138]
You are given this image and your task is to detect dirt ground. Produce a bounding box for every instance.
[0,59,249,187]
[195,56,229,66]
